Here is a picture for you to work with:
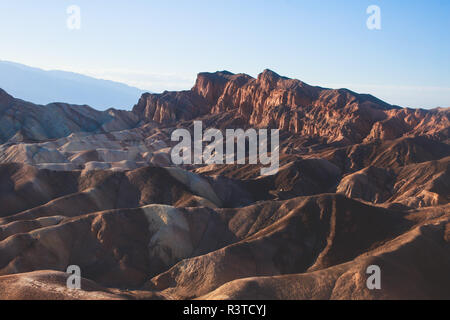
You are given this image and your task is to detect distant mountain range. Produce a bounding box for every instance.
[0,60,147,110]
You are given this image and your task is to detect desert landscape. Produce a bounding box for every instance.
[0,69,448,300]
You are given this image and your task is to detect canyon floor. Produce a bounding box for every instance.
[0,70,449,300]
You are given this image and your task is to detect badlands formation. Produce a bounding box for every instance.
[0,70,448,299]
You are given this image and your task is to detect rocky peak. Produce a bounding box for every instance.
[257,68,281,82]
[192,71,236,103]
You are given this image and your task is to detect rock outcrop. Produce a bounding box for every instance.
[133,70,449,144]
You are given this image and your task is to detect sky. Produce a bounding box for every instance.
[0,0,449,109]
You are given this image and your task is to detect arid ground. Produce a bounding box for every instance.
[0,70,449,299]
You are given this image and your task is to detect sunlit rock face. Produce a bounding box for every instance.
[0,70,449,300]
[133,70,449,144]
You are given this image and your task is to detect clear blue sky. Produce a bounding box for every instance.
[1,0,449,108]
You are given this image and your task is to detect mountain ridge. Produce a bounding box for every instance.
[0,60,146,110]
[133,69,448,144]
[0,69,448,146]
